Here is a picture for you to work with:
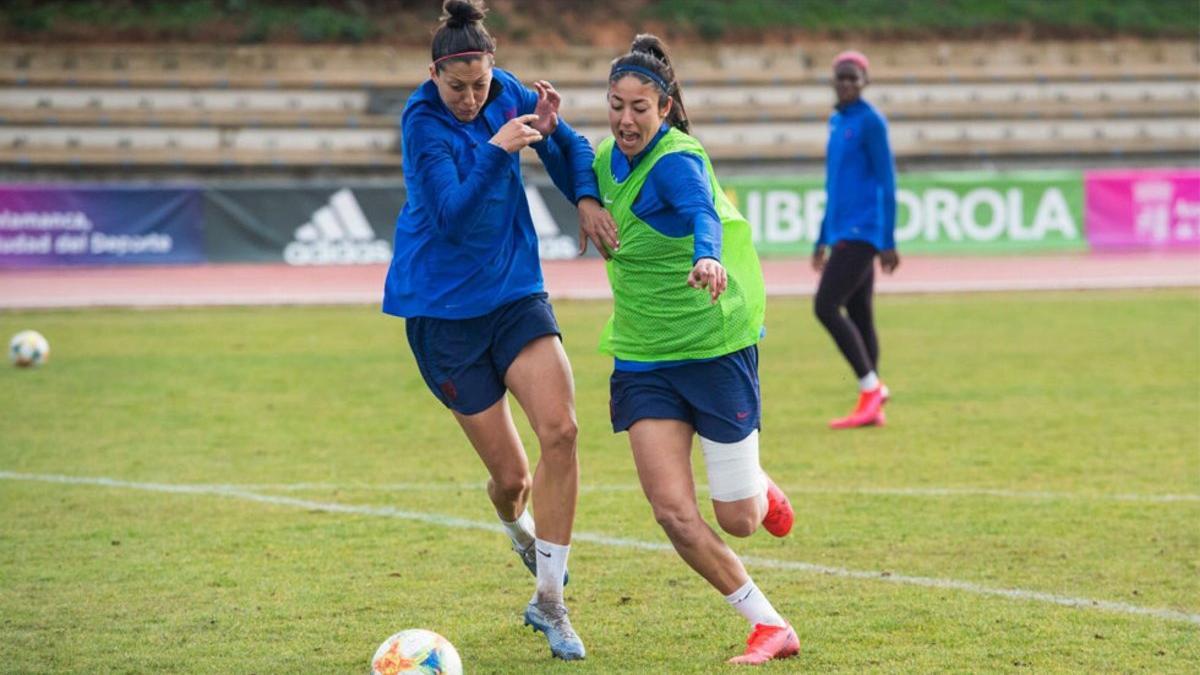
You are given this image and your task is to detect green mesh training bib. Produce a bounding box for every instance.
[594,128,766,361]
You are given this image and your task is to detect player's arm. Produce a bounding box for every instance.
[544,121,617,259]
[518,79,600,205]
[516,79,614,257]
[865,112,898,257]
[813,204,830,271]
[404,110,520,243]
[652,153,726,303]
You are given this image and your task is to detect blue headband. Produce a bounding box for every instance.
[610,65,671,94]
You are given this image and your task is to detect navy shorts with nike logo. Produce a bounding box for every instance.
[609,345,761,443]
[406,292,561,415]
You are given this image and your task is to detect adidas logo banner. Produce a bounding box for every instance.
[284,188,391,266]
[203,185,404,265]
[202,184,591,264]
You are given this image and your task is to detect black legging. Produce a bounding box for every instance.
[814,240,879,379]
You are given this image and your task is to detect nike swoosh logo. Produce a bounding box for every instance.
[537,549,552,558]
[736,411,750,420]
[603,196,613,204]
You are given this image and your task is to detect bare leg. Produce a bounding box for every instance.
[629,418,750,595]
[504,335,578,545]
[712,492,766,539]
[452,396,531,521]
[703,432,768,538]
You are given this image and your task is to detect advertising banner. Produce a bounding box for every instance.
[0,186,204,267]
[204,184,585,264]
[721,171,1086,255]
[1084,169,1200,250]
[204,185,401,265]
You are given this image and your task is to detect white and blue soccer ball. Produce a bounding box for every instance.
[8,330,50,368]
[371,628,462,675]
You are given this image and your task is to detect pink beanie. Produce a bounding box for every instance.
[833,50,870,72]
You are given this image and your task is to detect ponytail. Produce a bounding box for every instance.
[608,33,690,134]
[432,0,496,71]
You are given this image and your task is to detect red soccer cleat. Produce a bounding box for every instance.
[727,623,800,665]
[828,386,885,429]
[761,475,794,537]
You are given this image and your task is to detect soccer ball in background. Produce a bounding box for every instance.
[9,330,50,368]
[371,629,462,675]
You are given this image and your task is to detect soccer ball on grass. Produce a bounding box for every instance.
[371,628,462,675]
[9,330,50,368]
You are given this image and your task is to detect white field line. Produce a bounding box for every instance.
[221,480,1200,504]
[3,470,1198,627]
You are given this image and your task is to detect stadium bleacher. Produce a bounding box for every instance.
[1,41,1197,170]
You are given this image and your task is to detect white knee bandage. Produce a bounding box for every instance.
[700,430,767,502]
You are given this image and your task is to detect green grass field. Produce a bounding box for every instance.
[2,289,1198,673]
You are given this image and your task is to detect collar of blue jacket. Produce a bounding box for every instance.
[834,97,868,113]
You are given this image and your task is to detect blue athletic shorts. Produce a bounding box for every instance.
[609,345,761,443]
[406,292,561,415]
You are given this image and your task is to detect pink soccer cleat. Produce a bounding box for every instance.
[828,386,885,429]
[761,475,794,537]
[727,623,800,665]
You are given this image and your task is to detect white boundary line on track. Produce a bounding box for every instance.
[214,480,1200,504]
[3,470,1198,626]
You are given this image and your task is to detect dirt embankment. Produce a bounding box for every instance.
[3,0,1195,47]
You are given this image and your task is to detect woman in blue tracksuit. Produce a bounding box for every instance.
[381,0,610,660]
[813,50,900,430]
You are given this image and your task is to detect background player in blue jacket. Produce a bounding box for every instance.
[813,50,900,430]
[381,0,613,660]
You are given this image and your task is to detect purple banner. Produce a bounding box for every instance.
[1085,169,1200,250]
[0,186,204,267]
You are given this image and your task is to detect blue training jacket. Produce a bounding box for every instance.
[817,99,897,252]
[382,67,600,319]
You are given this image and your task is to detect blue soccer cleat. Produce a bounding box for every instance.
[513,542,569,586]
[523,600,586,660]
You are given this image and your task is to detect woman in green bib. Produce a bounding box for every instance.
[586,34,800,666]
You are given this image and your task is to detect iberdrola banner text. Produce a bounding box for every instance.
[721,171,1085,255]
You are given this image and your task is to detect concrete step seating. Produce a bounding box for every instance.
[2,41,1196,89]
[2,42,1196,167]
[6,96,1195,130]
[3,116,1195,167]
[5,81,1196,128]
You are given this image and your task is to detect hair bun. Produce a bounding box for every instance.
[442,0,486,28]
[630,34,668,63]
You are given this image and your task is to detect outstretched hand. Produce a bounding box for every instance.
[577,198,619,259]
[688,257,727,304]
[530,80,560,137]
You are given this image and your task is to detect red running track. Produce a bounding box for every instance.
[1,252,1197,309]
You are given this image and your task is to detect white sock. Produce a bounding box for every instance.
[499,509,536,550]
[533,538,569,603]
[858,371,880,392]
[724,579,787,628]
